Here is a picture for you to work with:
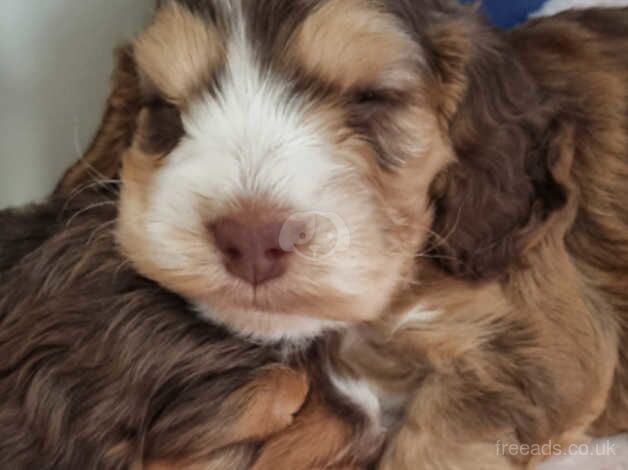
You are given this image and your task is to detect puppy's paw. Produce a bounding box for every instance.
[247,366,309,435]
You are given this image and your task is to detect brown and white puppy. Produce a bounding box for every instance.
[61,1,628,469]
[115,0,448,344]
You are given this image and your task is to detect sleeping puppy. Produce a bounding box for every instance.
[60,1,628,469]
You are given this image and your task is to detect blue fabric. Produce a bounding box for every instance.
[461,0,548,28]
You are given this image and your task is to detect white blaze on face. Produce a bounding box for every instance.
[148,16,348,228]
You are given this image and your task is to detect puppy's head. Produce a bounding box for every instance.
[116,0,566,342]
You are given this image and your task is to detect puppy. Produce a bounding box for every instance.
[60,1,628,469]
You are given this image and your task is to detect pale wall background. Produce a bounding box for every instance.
[0,0,154,208]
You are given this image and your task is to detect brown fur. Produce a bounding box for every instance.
[294,0,420,92]
[339,4,628,469]
[510,7,628,438]
[134,1,225,106]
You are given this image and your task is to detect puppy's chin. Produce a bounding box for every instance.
[195,303,345,345]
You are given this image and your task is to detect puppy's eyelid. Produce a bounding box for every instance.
[352,88,400,106]
[354,89,385,103]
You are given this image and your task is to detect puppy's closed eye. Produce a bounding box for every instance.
[351,88,401,108]
[138,97,184,156]
[353,90,385,104]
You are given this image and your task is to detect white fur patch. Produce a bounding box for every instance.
[531,0,628,17]
[329,373,382,425]
[393,304,441,332]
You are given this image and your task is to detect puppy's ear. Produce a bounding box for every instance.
[55,45,142,196]
[424,16,567,280]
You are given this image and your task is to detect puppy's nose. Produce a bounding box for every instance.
[211,218,291,286]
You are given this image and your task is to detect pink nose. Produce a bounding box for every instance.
[211,217,292,286]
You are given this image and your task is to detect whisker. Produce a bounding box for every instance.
[65,201,118,228]
[86,220,118,246]
[424,205,464,252]
[63,179,120,211]
[112,258,133,282]
[71,129,115,182]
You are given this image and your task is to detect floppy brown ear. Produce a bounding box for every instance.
[424,15,567,280]
[54,45,142,196]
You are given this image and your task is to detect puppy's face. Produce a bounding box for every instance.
[116,0,564,341]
